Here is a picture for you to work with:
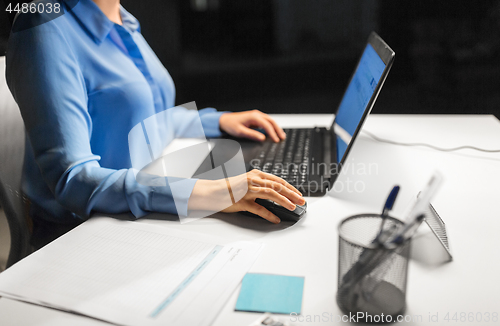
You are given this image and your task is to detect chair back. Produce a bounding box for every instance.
[0,56,31,269]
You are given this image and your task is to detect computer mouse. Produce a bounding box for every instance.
[254,198,307,222]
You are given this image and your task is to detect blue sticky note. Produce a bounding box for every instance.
[235,273,304,314]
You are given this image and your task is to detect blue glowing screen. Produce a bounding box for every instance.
[334,43,386,162]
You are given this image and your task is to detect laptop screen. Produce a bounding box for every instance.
[332,43,386,162]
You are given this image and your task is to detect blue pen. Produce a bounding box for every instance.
[375,185,400,244]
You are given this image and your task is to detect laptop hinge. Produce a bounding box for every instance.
[323,129,331,182]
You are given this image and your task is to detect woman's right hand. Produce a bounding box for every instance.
[189,169,305,224]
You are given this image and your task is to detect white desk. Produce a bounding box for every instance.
[1,114,500,326]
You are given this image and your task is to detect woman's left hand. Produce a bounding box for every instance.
[219,110,286,142]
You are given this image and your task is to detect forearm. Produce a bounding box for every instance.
[52,162,190,218]
[188,179,227,212]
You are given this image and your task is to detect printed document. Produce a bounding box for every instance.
[0,217,263,326]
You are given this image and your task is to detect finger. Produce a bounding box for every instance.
[250,116,280,142]
[249,178,304,205]
[249,187,296,211]
[257,170,304,197]
[260,119,280,142]
[264,115,286,140]
[237,126,266,142]
[245,201,281,224]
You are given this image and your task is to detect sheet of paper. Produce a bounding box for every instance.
[235,273,305,314]
[0,217,263,326]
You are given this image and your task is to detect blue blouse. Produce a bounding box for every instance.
[6,0,224,223]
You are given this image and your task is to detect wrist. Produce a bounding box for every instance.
[188,179,227,211]
[219,112,230,133]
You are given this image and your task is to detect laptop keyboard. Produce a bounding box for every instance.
[251,129,312,185]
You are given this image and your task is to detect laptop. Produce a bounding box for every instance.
[189,32,394,203]
[229,32,395,197]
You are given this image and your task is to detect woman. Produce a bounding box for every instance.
[6,0,305,237]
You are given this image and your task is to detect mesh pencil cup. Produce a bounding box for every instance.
[337,214,411,323]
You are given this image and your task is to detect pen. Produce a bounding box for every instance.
[386,172,443,246]
[375,185,400,244]
[390,214,425,245]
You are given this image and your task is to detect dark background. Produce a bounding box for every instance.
[1,0,500,119]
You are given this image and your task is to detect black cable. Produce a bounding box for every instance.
[362,130,500,153]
